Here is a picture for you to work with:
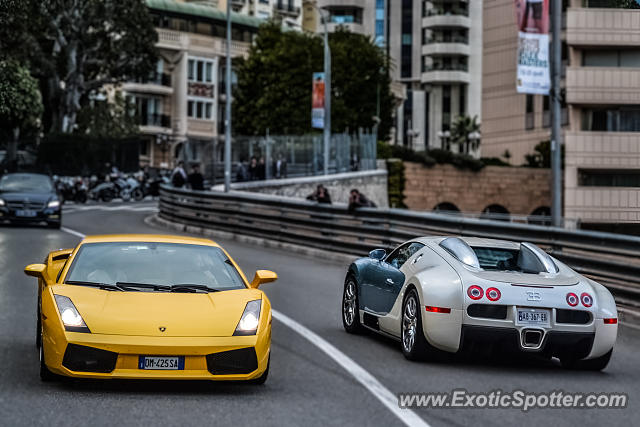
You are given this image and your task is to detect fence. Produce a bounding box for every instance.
[158,186,640,316]
[177,132,377,185]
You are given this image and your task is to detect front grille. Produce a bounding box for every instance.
[556,309,592,325]
[62,344,118,373]
[467,304,508,320]
[206,347,258,375]
[6,201,45,210]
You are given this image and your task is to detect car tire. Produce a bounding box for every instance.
[561,349,613,371]
[251,357,269,385]
[401,288,430,361]
[39,331,57,382]
[342,274,364,334]
[47,221,61,229]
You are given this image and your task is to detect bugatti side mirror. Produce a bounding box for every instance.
[369,249,386,261]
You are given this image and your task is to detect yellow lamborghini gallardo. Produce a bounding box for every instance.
[24,234,277,383]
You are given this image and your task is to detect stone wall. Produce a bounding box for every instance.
[404,162,551,215]
[215,169,389,208]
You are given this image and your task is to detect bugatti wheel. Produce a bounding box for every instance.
[342,275,363,334]
[401,288,429,361]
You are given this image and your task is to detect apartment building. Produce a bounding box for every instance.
[123,0,258,171]
[482,0,640,231]
[305,1,483,154]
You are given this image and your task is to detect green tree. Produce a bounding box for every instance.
[0,0,157,133]
[233,23,394,138]
[0,61,43,168]
[451,115,481,154]
[76,91,139,138]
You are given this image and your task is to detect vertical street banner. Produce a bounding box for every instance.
[311,72,325,129]
[515,0,550,94]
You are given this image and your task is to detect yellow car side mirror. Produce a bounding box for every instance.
[24,263,47,279]
[250,270,277,289]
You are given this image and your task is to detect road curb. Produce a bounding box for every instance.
[145,214,358,265]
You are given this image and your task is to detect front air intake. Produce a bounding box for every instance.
[206,347,258,375]
[62,344,118,373]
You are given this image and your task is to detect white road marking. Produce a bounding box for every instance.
[272,310,429,427]
[60,227,87,238]
[59,226,429,427]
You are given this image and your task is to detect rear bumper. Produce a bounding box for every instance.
[460,325,595,360]
[43,329,270,381]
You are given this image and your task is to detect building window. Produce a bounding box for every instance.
[582,49,640,67]
[188,100,213,120]
[374,0,385,46]
[525,95,535,129]
[579,169,640,187]
[188,58,214,83]
[401,0,413,78]
[582,106,640,132]
[458,84,466,115]
[442,85,451,130]
[326,7,363,24]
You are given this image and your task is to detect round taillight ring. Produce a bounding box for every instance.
[580,292,593,308]
[486,287,501,301]
[566,292,579,307]
[467,285,484,300]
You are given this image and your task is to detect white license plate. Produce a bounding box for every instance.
[516,308,550,326]
[15,210,37,217]
[138,356,184,370]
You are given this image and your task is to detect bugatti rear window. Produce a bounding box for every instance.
[472,248,520,271]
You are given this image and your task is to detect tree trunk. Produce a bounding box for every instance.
[6,128,20,172]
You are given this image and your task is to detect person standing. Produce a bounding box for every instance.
[187,164,205,190]
[171,161,187,188]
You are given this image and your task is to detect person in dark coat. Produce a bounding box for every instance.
[187,164,204,190]
[348,189,376,213]
[248,157,258,181]
[306,184,332,204]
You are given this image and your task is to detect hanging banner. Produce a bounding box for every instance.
[311,72,325,129]
[515,0,550,95]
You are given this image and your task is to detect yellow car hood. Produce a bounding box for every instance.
[50,285,262,337]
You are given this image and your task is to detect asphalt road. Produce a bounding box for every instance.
[1,201,638,427]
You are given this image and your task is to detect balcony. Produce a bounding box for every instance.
[274,2,301,17]
[123,73,173,96]
[422,13,470,29]
[422,42,469,57]
[421,64,469,84]
[566,67,640,105]
[566,7,640,47]
[156,28,250,58]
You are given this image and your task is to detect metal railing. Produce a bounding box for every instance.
[158,187,640,314]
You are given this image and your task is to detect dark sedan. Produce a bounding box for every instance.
[0,173,61,228]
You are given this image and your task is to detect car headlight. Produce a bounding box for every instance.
[0,198,4,207]
[234,300,261,336]
[47,200,60,209]
[54,295,90,333]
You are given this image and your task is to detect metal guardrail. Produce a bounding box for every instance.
[158,186,640,314]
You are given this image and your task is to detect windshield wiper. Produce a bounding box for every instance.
[115,282,171,292]
[170,283,221,293]
[65,280,126,291]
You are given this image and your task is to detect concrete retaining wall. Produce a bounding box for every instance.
[213,169,389,208]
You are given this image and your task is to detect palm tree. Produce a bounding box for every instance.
[450,115,481,155]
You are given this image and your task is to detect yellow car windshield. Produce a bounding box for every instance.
[65,242,245,292]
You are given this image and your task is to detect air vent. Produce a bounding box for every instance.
[467,304,508,320]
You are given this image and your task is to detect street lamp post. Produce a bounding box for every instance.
[224,0,232,192]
